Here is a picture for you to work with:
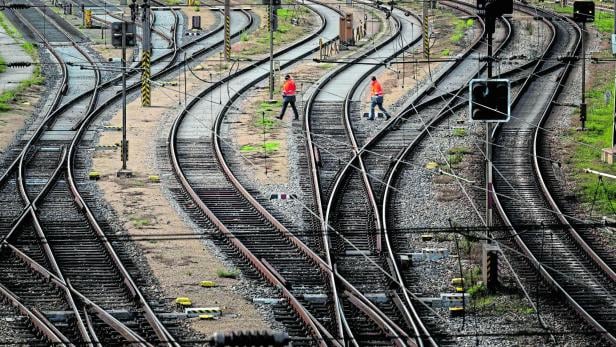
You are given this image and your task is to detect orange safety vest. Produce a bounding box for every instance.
[282,79,297,96]
[370,80,384,96]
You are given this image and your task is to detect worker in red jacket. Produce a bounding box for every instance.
[277,74,299,120]
[368,76,391,121]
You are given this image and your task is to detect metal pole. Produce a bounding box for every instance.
[141,0,151,107]
[486,27,493,232]
[269,0,274,100]
[263,111,268,176]
[224,0,231,61]
[581,22,586,130]
[613,0,616,147]
[119,21,130,176]
[184,52,187,106]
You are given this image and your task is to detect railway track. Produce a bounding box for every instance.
[301,1,518,344]
[167,1,429,344]
[0,4,256,345]
[168,3,343,344]
[490,4,616,344]
[374,1,615,344]
[302,4,438,345]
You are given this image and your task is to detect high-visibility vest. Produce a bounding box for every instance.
[282,79,297,96]
[371,80,384,96]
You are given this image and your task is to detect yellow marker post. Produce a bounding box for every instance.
[84,10,92,28]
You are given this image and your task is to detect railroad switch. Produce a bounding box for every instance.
[482,243,500,293]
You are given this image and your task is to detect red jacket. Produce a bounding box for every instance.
[370,80,384,96]
[282,79,297,96]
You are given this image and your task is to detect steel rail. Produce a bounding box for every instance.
[0,9,248,230]
[303,5,416,344]
[533,40,616,281]
[378,3,549,336]
[5,5,184,346]
[491,4,616,344]
[308,5,423,345]
[0,7,103,344]
[169,3,341,344]
[0,8,248,346]
[3,243,156,346]
[317,2,497,345]
[333,7,431,346]
[0,283,70,346]
[208,4,416,344]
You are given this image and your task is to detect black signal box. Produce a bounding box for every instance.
[477,0,513,17]
[469,79,510,122]
[573,1,594,23]
[111,22,136,48]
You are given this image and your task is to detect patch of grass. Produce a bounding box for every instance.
[0,13,43,112]
[447,153,463,166]
[441,48,450,57]
[467,282,486,297]
[166,0,180,5]
[131,216,154,229]
[0,56,6,73]
[448,147,471,155]
[263,140,280,153]
[518,306,535,315]
[318,63,334,69]
[240,144,258,152]
[240,32,250,42]
[452,128,467,137]
[235,9,313,57]
[450,18,474,44]
[217,268,240,278]
[568,69,616,215]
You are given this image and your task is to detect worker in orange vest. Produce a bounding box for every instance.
[368,76,391,121]
[276,74,299,120]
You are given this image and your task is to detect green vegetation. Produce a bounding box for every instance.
[452,128,467,137]
[0,13,43,112]
[0,56,6,74]
[318,63,334,69]
[447,153,463,166]
[240,32,250,42]
[441,48,451,57]
[131,216,154,229]
[569,75,616,214]
[217,268,240,278]
[450,18,474,44]
[235,7,311,57]
[240,140,280,154]
[166,0,180,5]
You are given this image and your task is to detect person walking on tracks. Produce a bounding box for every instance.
[276,74,300,120]
[368,76,391,121]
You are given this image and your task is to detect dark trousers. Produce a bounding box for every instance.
[279,95,299,119]
[369,95,390,119]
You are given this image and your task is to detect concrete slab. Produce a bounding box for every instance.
[0,25,34,94]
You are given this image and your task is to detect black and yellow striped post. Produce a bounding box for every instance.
[422,0,430,59]
[141,50,151,107]
[224,0,231,61]
[84,9,92,28]
[482,243,499,293]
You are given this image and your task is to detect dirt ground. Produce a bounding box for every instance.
[0,89,40,151]
[91,54,269,336]
[89,0,323,336]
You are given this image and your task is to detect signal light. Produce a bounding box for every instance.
[111,22,136,48]
[573,1,594,23]
[469,79,510,122]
